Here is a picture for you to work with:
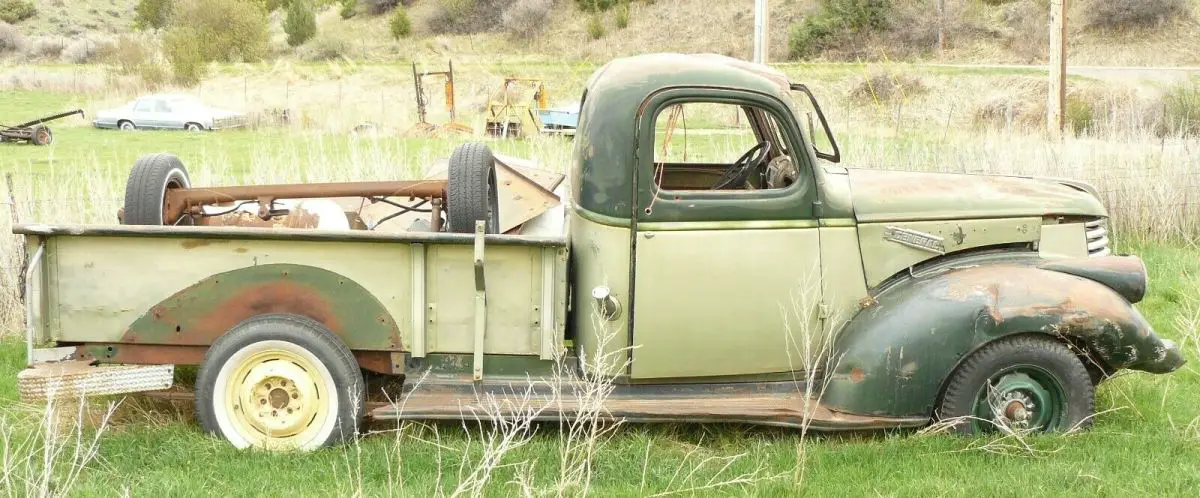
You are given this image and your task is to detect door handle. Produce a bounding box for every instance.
[642,232,655,239]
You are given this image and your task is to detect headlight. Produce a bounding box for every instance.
[1085,218,1110,257]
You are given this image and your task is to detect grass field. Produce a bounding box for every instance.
[0,65,1199,496]
[0,241,1193,496]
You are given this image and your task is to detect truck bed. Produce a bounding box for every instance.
[16,220,569,366]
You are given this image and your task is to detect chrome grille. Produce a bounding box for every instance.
[1085,219,1110,257]
[213,116,246,129]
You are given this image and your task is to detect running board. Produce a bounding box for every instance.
[368,380,927,431]
[17,360,174,402]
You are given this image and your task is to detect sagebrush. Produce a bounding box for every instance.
[0,0,35,24]
[501,0,555,38]
[1082,0,1188,29]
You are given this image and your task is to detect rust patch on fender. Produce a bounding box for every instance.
[940,263,1134,325]
[133,281,341,346]
[120,264,404,351]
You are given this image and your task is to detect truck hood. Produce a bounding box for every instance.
[845,168,1106,223]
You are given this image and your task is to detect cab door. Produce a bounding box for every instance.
[629,89,824,380]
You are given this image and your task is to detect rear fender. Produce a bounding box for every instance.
[119,263,404,352]
[822,255,1184,418]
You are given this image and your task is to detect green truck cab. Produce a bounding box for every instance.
[14,53,1184,451]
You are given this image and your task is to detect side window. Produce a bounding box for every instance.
[156,100,173,113]
[133,99,156,112]
[651,101,799,192]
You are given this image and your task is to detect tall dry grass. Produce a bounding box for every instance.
[0,394,117,498]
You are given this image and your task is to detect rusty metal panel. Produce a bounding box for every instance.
[48,235,412,348]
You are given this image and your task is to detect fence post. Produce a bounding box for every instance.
[6,173,25,299]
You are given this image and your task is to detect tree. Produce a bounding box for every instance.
[162,0,270,84]
[389,7,411,39]
[284,0,318,46]
[133,0,173,30]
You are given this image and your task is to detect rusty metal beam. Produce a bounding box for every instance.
[74,343,207,365]
[164,180,448,224]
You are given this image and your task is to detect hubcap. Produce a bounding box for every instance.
[973,369,1065,432]
[223,348,329,446]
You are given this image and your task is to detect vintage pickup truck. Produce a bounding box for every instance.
[14,53,1185,451]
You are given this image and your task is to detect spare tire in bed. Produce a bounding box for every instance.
[445,142,499,234]
[122,153,192,225]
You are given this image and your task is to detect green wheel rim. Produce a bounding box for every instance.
[971,365,1068,433]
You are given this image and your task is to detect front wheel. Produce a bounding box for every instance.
[936,335,1094,435]
[118,120,136,131]
[195,314,365,451]
[184,122,203,132]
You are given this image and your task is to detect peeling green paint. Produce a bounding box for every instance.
[122,263,404,351]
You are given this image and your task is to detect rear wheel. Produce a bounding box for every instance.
[445,142,499,234]
[184,122,203,132]
[936,335,1094,435]
[195,314,365,451]
[121,153,192,225]
[29,125,52,146]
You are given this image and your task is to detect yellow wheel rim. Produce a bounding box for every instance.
[222,347,331,450]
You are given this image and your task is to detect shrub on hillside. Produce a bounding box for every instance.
[574,0,617,12]
[133,0,172,30]
[586,12,604,39]
[427,0,506,34]
[1157,80,1200,137]
[284,0,318,46]
[502,0,554,38]
[1082,0,1188,30]
[0,20,23,54]
[999,1,1049,62]
[389,7,412,38]
[0,0,35,24]
[163,0,269,84]
[339,0,356,19]
[362,0,402,14]
[63,37,115,63]
[23,37,64,59]
[788,0,891,59]
[106,35,151,75]
[614,2,629,28]
[300,33,350,60]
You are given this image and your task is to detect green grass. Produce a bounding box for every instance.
[0,246,1193,496]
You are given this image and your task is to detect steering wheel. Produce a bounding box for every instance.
[711,141,772,190]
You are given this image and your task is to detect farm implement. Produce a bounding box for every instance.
[484,77,578,139]
[0,109,84,146]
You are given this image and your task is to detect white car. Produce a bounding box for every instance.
[93,94,246,132]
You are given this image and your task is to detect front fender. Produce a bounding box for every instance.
[822,256,1185,418]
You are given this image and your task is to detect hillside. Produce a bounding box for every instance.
[3,0,1200,65]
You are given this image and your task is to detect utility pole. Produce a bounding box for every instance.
[1047,0,1068,140]
[753,0,768,64]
